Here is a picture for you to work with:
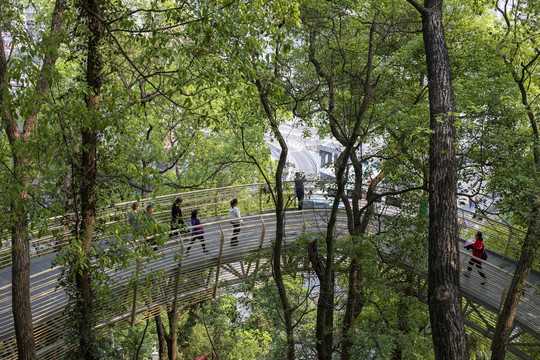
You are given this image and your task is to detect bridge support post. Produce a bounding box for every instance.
[213,224,226,298]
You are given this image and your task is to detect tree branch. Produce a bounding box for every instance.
[405,0,428,16]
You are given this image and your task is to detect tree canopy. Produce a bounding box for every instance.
[1,0,539,359]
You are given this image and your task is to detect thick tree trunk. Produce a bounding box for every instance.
[77,0,103,357]
[408,0,469,358]
[77,124,99,358]
[10,185,36,360]
[0,1,65,358]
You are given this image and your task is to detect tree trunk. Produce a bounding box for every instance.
[0,1,66,358]
[340,258,363,360]
[313,150,348,360]
[168,274,181,360]
[134,319,150,360]
[341,167,383,360]
[77,124,99,358]
[490,62,540,360]
[490,204,540,359]
[9,185,36,360]
[407,0,469,358]
[155,315,169,360]
[255,79,295,360]
[77,0,103,357]
[306,12,378,356]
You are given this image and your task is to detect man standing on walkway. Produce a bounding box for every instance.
[294,172,306,210]
[230,198,244,246]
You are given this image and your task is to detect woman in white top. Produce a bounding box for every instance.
[230,198,244,246]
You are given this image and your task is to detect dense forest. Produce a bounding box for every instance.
[1,0,539,359]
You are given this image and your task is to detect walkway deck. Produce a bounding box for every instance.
[0,184,538,359]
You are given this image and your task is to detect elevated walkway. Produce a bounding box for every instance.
[0,184,538,359]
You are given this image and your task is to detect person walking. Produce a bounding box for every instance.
[185,209,208,256]
[144,204,158,251]
[464,231,487,285]
[230,198,244,246]
[170,197,185,237]
[128,202,141,235]
[294,172,306,210]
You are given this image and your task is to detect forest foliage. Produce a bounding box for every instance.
[1,0,539,359]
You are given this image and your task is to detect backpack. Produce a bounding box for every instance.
[191,218,204,235]
[481,248,488,260]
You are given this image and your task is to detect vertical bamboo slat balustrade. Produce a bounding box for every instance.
[0,184,539,360]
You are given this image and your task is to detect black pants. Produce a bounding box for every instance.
[186,235,207,254]
[467,257,486,280]
[231,224,241,246]
[296,190,305,210]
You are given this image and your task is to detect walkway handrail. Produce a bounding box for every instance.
[0,183,531,270]
[0,184,538,360]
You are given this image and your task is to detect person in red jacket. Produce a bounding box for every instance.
[464,231,487,285]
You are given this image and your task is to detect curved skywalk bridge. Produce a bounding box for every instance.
[0,184,539,359]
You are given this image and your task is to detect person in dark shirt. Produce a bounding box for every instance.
[128,202,141,235]
[185,209,208,256]
[144,204,158,251]
[170,197,185,237]
[294,172,306,210]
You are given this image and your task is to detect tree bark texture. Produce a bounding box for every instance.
[0,1,66,358]
[314,151,349,360]
[77,124,98,358]
[77,0,103,357]
[9,188,35,360]
[413,1,469,358]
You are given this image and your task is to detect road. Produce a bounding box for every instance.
[266,123,342,179]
